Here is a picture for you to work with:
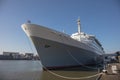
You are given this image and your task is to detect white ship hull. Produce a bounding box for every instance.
[22,23,104,69]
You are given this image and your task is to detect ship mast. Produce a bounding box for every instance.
[77,18,81,34]
[77,18,81,41]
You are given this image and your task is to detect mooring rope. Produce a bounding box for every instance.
[43,65,102,80]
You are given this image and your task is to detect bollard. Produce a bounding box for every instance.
[111,65,117,74]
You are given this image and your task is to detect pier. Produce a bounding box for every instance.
[98,55,120,80]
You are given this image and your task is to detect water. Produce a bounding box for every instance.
[0,60,100,80]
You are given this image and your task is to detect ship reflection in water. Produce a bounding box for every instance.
[0,60,100,80]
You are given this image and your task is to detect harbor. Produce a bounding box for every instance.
[0,0,120,80]
[0,57,120,80]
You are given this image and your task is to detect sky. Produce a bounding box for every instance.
[0,0,120,54]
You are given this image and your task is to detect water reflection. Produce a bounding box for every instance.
[0,60,42,80]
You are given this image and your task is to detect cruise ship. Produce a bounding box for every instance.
[22,19,104,69]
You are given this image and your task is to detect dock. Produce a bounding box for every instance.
[98,63,120,80]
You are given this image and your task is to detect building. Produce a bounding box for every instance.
[33,54,40,60]
[115,51,120,63]
[25,53,34,60]
[1,52,37,60]
[3,52,20,59]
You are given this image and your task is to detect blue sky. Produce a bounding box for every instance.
[0,0,120,54]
